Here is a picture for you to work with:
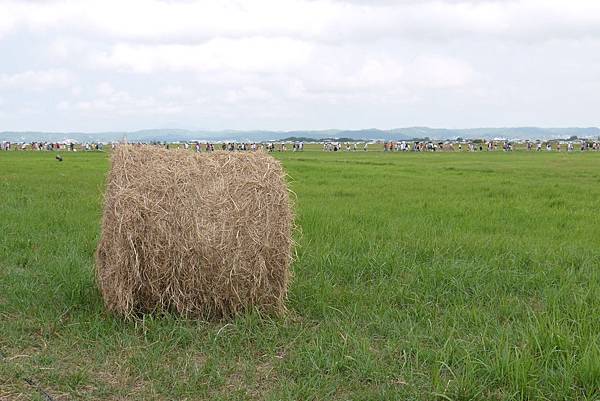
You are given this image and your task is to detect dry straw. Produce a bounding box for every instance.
[96,145,294,319]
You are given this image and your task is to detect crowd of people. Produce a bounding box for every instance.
[172,141,304,152]
[0,141,103,151]
[0,141,307,152]
[323,142,368,151]
[379,140,600,152]
[129,141,308,152]
[3,139,600,153]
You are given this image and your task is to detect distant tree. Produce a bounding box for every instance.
[568,135,578,141]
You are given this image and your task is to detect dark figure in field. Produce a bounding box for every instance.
[56,154,63,162]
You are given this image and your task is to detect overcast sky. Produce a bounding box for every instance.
[1,0,600,132]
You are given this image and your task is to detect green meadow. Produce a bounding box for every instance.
[1,149,599,400]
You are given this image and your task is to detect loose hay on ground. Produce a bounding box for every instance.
[95,145,294,319]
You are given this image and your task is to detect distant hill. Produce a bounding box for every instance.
[1,127,598,143]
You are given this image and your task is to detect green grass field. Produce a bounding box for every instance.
[1,149,599,400]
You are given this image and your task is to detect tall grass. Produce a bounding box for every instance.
[1,150,599,400]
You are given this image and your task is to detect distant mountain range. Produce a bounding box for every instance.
[1,127,599,143]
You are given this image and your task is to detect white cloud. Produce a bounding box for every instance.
[1,0,600,130]
[409,56,475,89]
[161,85,191,98]
[96,82,116,96]
[70,85,82,96]
[57,90,183,116]
[3,0,600,43]
[0,70,72,89]
[223,86,274,104]
[91,38,312,74]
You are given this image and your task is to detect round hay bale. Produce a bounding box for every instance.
[96,145,294,319]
